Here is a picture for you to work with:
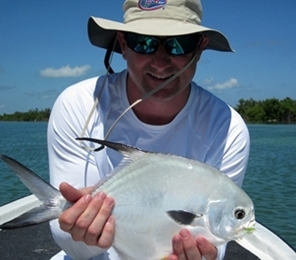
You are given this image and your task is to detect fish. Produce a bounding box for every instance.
[0,138,295,260]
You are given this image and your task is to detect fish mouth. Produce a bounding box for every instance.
[243,219,256,234]
[243,226,256,233]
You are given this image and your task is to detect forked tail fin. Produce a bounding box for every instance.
[0,204,62,229]
[0,154,68,229]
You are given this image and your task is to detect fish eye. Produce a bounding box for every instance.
[234,209,246,220]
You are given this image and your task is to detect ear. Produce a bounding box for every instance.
[198,36,209,54]
[117,32,127,60]
[194,36,209,62]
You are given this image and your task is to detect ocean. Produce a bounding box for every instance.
[0,122,295,249]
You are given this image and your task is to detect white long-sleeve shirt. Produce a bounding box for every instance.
[48,70,250,260]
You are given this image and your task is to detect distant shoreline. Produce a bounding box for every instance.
[1,119,296,124]
[1,96,296,123]
[0,108,50,122]
[0,120,49,122]
[0,119,49,122]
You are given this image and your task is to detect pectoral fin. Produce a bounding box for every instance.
[167,210,202,225]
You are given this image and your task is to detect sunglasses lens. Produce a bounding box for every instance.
[126,33,201,55]
[126,33,158,54]
[165,35,199,55]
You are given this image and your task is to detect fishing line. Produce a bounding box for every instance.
[78,38,117,150]
[104,50,199,140]
[79,36,203,151]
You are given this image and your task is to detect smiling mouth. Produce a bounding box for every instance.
[148,73,174,80]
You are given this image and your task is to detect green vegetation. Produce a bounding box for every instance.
[235,97,296,123]
[0,108,51,122]
[0,97,296,123]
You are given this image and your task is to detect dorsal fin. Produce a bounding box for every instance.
[76,138,148,187]
[76,137,146,160]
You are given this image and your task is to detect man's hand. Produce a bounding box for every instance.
[58,182,115,248]
[168,229,218,260]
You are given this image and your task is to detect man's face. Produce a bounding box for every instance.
[117,32,208,102]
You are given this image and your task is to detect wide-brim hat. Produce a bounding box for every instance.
[88,0,233,54]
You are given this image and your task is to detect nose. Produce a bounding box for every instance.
[150,45,171,71]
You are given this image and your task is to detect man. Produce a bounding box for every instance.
[48,0,250,259]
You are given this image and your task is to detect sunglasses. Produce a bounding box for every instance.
[125,32,203,56]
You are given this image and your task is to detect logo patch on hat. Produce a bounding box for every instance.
[138,0,167,10]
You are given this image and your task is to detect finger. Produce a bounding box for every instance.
[59,194,92,232]
[75,192,114,245]
[171,234,186,259]
[97,215,115,248]
[84,194,115,245]
[179,229,201,260]
[196,237,218,260]
[59,182,95,202]
[69,192,106,243]
[167,254,178,260]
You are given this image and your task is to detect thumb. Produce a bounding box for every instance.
[59,182,94,202]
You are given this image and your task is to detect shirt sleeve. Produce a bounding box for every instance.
[206,107,250,260]
[218,107,250,187]
[47,83,110,260]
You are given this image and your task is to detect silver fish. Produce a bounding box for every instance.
[0,138,261,259]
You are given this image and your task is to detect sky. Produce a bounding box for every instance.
[1,0,296,114]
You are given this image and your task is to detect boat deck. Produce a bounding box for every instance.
[0,222,259,259]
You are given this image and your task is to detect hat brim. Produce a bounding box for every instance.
[88,16,233,53]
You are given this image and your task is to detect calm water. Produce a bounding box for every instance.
[0,122,295,248]
[0,122,49,202]
[242,124,296,249]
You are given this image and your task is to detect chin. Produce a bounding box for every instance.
[149,92,177,102]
